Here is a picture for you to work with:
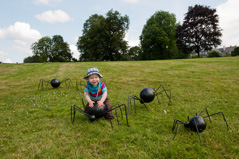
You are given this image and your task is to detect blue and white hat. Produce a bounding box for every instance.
[84,68,103,80]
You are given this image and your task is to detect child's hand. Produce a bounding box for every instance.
[97,100,104,107]
[89,101,94,107]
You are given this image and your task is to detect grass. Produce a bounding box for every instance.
[0,57,239,158]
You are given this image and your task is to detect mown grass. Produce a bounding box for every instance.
[0,57,239,158]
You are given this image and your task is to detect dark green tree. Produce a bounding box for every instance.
[28,35,73,63]
[77,9,129,61]
[127,46,140,60]
[50,35,73,62]
[140,11,178,60]
[207,50,221,57]
[231,47,239,56]
[177,5,222,58]
[31,36,52,62]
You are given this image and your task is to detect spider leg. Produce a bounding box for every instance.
[61,78,74,88]
[108,104,129,127]
[203,112,229,128]
[76,80,85,91]
[172,119,185,139]
[128,95,133,114]
[199,108,211,122]
[38,79,50,90]
[155,84,172,106]
[194,119,202,145]
[71,105,91,124]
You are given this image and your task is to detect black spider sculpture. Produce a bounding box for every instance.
[128,84,171,113]
[38,78,74,90]
[172,108,229,145]
[71,99,129,128]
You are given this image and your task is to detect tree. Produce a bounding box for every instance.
[139,11,178,60]
[207,50,221,57]
[231,47,239,56]
[77,9,129,61]
[27,35,73,63]
[50,35,73,62]
[127,46,140,60]
[31,36,52,62]
[177,5,222,58]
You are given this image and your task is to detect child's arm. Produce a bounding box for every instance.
[84,92,94,107]
[97,91,107,107]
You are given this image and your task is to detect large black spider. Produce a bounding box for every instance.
[71,98,129,128]
[172,108,229,145]
[38,78,74,90]
[128,84,171,113]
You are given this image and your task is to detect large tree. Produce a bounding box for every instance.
[140,11,178,60]
[177,5,222,57]
[27,35,73,63]
[77,9,129,61]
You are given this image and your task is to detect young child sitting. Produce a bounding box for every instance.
[83,68,114,119]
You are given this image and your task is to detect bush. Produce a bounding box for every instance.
[207,50,221,57]
[231,47,239,56]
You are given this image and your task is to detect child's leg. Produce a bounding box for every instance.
[104,97,114,119]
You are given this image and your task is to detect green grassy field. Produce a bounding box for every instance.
[1,57,239,158]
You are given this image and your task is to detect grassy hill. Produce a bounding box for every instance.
[1,57,239,158]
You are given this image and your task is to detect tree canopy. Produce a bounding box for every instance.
[177,5,222,57]
[77,9,129,61]
[24,35,74,63]
[139,11,178,60]
[231,47,239,56]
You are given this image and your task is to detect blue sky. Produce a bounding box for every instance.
[0,0,238,63]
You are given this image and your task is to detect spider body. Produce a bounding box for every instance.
[85,102,107,121]
[51,78,61,88]
[38,78,73,89]
[71,99,129,128]
[172,108,229,145]
[128,84,171,113]
[140,88,155,103]
[187,116,206,132]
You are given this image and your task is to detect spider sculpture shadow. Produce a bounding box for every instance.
[71,98,129,128]
[38,78,74,90]
[172,108,229,145]
[128,84,171,113]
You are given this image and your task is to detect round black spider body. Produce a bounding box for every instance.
[51,78,61,88]
[89,115,96,121]
[140,88,155,103]
[189,116,206,132]
[85,102,107,119]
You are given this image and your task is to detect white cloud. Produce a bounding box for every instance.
[125,32,140,47]
[33,0,61,6]
[0,22,42,45]
[35,10,73,23]
[217,0,239,46]
[122,0,139,4]
[70,44,80,59]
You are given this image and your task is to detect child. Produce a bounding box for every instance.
[83,68,114,119]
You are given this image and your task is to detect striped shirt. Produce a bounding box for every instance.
[84,81,107,101]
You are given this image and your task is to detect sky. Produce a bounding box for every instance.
[0,0,238,63]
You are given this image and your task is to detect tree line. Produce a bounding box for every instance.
[24,5,226,63]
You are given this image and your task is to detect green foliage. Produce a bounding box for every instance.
[140,11,178,60]
[177,5,222,57]
[207,50,221,57]
[25,35,73,63]
[1,57,239,158]
[231,46,239,56]
[77,9,129,61]
[127,46,140,60]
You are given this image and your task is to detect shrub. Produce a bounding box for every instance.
[207,50,221,57]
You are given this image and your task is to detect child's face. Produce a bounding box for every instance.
[88,74,100,86]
